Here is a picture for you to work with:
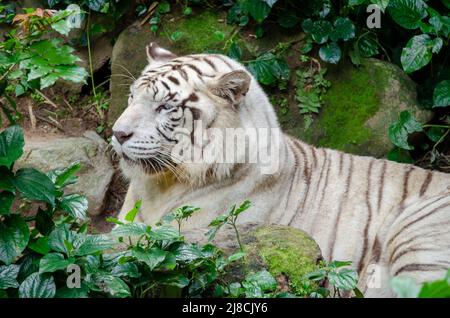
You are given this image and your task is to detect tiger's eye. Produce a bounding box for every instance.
[156,105,170,113]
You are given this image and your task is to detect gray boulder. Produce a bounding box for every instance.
[16,131,114,215]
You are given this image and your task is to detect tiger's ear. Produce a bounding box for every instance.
[146,42,177,63]
[210,70,251,105]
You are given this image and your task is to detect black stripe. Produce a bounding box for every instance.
[358,160,374,273]
[400,166,414,206]
[167,75,180,85]
[329,156,354,259]
[284,141,300,212]
[156,126,177,143]
[386,197,450,251]
[394,263,446,276]
[160,80,170,90]
[391,247,439,265]
[419,171,433,196]
[203,57,218,71]
[377,161,387,212]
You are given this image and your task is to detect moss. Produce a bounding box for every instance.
[246,225,320,294]
[300,61,384,153]
[163,11,234,54]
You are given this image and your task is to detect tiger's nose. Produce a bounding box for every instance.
[113,131,133,145]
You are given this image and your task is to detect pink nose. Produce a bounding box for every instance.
[113,131,133,145]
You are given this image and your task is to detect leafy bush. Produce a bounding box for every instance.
[0,7,87,125]
[219,0,450,165]
[391,269,450,298]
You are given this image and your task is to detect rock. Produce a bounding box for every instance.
[109,10,235,125]
[16,131,114,216]
[184,223,322,294]
[280,58,432,157]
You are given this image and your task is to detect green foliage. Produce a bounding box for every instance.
[305,260,361,298]
[391,269,450,298]
[295,64,331,130]
[0,7,88,125]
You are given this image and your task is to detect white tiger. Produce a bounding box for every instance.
[111,43,450,297]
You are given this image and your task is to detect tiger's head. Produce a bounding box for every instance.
[112,43,279,185]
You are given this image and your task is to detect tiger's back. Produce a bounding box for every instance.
[278,137,450,297]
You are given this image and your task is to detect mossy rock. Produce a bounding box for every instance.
[184,223,322,294]
[281,58,432,158]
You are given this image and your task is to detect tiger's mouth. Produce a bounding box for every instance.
[122,153,170,174]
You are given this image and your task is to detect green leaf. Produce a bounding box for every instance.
[47,162,81,188]
[0,215,30,264]
[228,42,243,61]
[53,65,88,84]
[170,31,183,42]
[149,225,181,241]
[110,222,150,237]
[158,1,171,14]
[426,127,447,143]
[431,37,443,54]
[331,17,355,41]
[246,270,277,292]
[155,273,190,288]
[73,235,114,256]
[388,111,423,150]
[247,53,290,85]
[305,20,333,44]
[87,0,108,12]
[328,268,358,291]
[433,80,450,108]
[228,252,246,262]
[111,263,140,278]
[0,125,24,168]
[0,167,15,192]
[40,74,59,89]
[55,284,89,298]
[132,247,167,270]
[243,0,271,23]
[93,273,131,297]
[59,194,88,220]
[418,278,450,298]
[13,168,56,206]
[305,268,327,281]
[172,243,204,262]
[388,0,428,29]
[0,191,14,215]
[319,42,342,64]
[124,199,141,222]
[29,39,80,65]
[39,253,71,274]
[35,209,55,236]
[233,200,252,216]
[390,276,421,298]
[401,34,433,73]
[28,237,51,255]
[19,273,56,298]
[0,264,20,289]
[387,147,414,164]
[48,225,74,255]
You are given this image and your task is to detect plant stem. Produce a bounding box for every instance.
[231,222,244,252]
[86,10,103,121]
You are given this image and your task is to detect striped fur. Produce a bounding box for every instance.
[112,44,450,297]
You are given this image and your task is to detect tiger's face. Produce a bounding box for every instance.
[111,43,251,176]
